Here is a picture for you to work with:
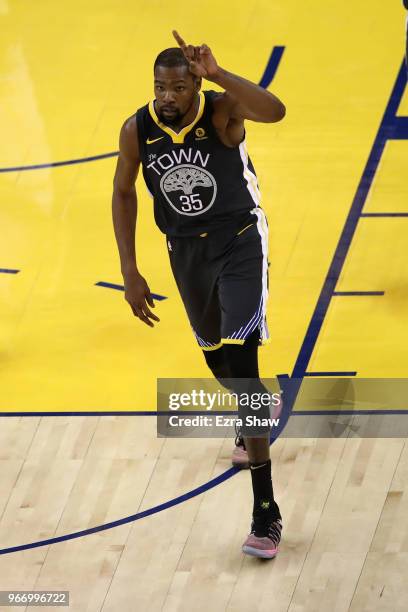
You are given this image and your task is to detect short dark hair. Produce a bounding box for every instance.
[154,47,190,72]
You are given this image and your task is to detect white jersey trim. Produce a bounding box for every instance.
[239,140,261,206]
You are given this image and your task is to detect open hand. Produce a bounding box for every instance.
[172,30,219,79]
[124,272,160,327]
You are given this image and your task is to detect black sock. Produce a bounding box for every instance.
[249,459,281,526]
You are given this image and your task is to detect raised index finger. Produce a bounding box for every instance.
[172,30,186,49]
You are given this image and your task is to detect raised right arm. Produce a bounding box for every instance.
[112,116,159,327]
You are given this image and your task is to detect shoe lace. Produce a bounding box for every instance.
[267,519,282,545]
[251,518,282,543]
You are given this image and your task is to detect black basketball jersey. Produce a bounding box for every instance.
[135,90,262,237]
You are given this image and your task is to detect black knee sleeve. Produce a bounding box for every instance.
[203,346,231,384]
[223,330,273,435]
[223,329,260,379]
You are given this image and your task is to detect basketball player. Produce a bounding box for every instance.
[112,31,286,559]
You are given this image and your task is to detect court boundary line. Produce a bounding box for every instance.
[95,281,167,300]
[0,468,238,555]
[1,409,408,417]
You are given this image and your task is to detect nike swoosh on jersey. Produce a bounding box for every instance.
[146,136,165,144]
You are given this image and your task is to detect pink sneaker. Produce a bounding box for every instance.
[242,519,282,559]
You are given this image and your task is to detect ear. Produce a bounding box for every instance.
[194,76,202,91]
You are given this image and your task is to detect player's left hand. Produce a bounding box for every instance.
[172,30,219,79]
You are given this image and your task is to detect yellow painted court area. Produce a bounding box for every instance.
[0,0,407,412]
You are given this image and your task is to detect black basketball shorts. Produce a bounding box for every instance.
[166,208,270,351]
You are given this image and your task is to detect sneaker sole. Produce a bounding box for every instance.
[242,545,278,559]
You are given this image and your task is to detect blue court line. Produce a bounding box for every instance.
[361,212,408,217]
[333,291,384,296]
[95,281,167,301]
[0,411,232,417]
[291,58,408,379]
[0,152,118,173]
[0,268,20,274]
[258,46,285,89]
[304,371,357,377]
[392,117,408,138]
[290,409,408,416]
[0,47,285,174]
[0,467,237,555]
[2,408,408,417]
[291,410,408,415]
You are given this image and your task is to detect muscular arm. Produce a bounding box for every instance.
[210,72,285,146]
[112,116,139,276]
[211,68,286,124]
[112,116,159,326]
